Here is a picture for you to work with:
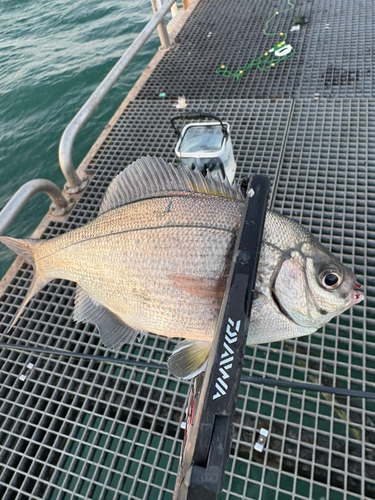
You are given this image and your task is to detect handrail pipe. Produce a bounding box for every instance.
[150,0,172,50]
[59,0,178,194]
[0,180,74,236]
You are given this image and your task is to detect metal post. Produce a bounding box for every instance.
[150,0,172,50]
[182,0,194,9]
[171,3,179,17]
[0,180,74,235]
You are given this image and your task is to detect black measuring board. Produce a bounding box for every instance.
[173,174,270,500]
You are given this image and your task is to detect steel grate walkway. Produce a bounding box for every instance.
[1,0,375,499]
[136,0,375,100]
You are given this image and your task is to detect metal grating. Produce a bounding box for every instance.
[1,96,374,499]
[236,99,375,500]
[137,0,314,100]
[87,98,293,189]
[136,0,375,100]
[296,0,375,98]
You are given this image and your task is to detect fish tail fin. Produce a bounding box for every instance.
[0,236,40,266]
[7,275,51,331]
[0,236,51,330]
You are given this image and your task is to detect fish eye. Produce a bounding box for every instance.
[320,271,342,289]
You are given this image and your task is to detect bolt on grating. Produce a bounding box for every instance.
[136,0,375,100]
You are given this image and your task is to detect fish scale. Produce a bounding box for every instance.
[36,195,241,340]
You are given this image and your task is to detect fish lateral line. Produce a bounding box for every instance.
[34,223,237,263]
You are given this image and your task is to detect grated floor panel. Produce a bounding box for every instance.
[1,0,375,499]
[137,0,375,100]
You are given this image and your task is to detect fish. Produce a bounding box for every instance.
[0,156,364,379]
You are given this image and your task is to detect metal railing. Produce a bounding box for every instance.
[0,0,184,235]
[0,180,74,236]
[59,0,179,194]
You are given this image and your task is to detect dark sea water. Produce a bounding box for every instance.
[0,0,161,277]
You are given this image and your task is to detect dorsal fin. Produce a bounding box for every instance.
[99,156,243,215]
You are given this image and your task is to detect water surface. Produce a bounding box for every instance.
[0,0,161,276]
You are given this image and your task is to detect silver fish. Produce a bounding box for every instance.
[0,157,364,379]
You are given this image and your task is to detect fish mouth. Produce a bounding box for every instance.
[349,282,365,304]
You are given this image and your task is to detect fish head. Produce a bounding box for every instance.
[273,240,364,330]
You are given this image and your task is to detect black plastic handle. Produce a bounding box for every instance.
[173,174,271,500]
[171,111,228,138]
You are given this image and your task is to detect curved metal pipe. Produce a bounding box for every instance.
[59,0,177,193]
[0,179,74,235]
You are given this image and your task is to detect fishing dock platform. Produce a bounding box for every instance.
[1,0,374,499]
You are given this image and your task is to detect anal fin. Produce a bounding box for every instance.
[168,339,211,380]
[74,285,145,349]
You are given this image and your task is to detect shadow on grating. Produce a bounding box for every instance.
[0,96,374,499]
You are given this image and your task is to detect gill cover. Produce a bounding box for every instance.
[273,242,359,329]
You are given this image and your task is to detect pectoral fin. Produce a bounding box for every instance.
[168,339,211,380]
[74,286,145,349]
